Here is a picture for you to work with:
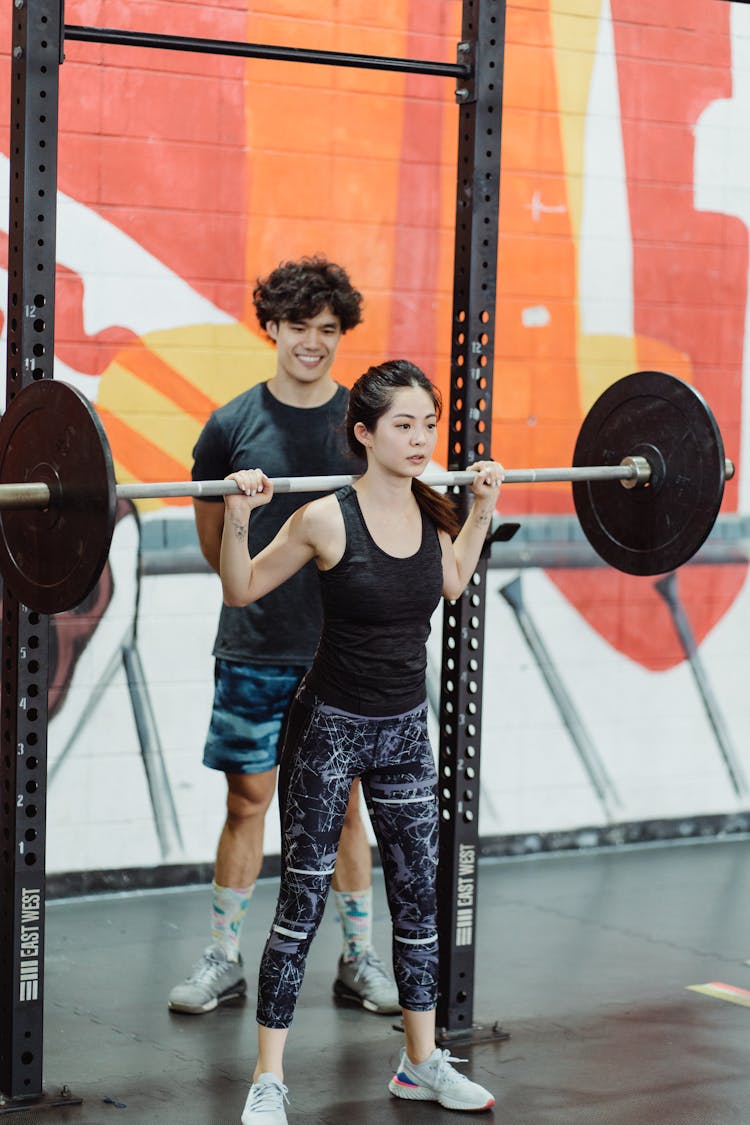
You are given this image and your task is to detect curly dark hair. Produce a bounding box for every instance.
[253,256,363,335]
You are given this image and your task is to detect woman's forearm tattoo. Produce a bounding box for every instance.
[229,516,248,540]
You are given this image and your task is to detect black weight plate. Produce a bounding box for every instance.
[572,371,726,576]
[0,380,117,613]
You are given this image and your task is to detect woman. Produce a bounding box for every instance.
[221,359,503,1123]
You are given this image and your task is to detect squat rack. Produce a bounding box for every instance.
[0,0,504,1108]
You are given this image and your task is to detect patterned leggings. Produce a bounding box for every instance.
[257,690,439,1029]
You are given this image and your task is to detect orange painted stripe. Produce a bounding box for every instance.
[242,5,409,384]
[116,344,219,422]
[96,404,193,506]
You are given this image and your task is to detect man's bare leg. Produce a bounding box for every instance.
[168,770,276,1013]
[332,779,371,892]
[216,769,277,887]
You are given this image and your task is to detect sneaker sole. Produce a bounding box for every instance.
[332,979,401,1015]
[389,1079,495,1112]
[168,978,247,1014]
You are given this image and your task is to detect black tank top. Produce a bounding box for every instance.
[304,485,444,716]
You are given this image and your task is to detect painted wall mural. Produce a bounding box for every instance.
[1,0,748,879]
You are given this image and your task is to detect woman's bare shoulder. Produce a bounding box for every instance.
[297,493,346,567]
[294,492,343,539]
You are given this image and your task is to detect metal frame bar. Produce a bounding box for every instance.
[436,0,505,1038]
[0,0,62,1106]
[62,24,471,78]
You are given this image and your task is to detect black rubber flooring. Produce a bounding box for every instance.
[6,837,750,1124]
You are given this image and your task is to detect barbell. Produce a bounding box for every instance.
[0,370,735,614]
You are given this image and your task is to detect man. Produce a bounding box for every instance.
[168,257,399,1016]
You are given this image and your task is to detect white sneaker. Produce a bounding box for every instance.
[389,1047,495,1111]
[241,1073,289,1123]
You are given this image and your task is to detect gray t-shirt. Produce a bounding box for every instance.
[191,381,360,666]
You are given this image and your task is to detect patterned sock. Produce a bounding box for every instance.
[332,887,373,963]
[210,880,254,962]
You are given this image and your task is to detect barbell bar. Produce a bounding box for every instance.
[0,457,660,507]
[0,370,735,614]
[0,456,733,506]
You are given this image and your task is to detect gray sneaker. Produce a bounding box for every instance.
[168,945,246,1014]
[333,948,400,1014]
[241,1073,289,1123]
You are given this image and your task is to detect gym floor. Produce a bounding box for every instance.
[8,836,750,1124]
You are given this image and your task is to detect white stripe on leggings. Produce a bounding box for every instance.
[287,866,336,876]
[394,933,438,945]
[370,795,433,805]
[273,923,308,940]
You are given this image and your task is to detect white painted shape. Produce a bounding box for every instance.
[526,190,567,223]
[0,157,234,403]
[685,567,750,775]
[694,4,750,512]
[578,0,634,336]
[46,678,161,872]
[46,358,102,401]
[522,305,551,328]
[46,562,222,872]
[476,567,747,830]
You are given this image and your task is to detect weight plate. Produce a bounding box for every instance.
[0,380,117,613]
[572,371,726,576]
